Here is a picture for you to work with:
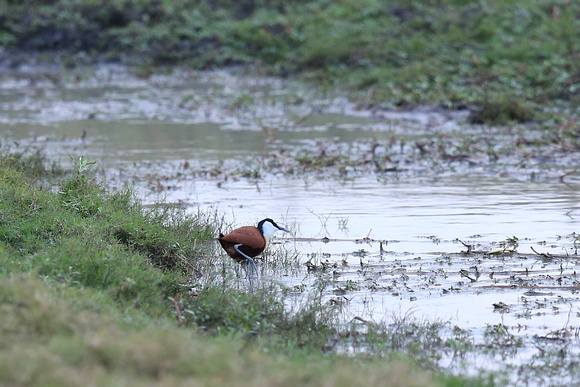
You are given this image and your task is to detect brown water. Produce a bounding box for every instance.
[2,65,580,383]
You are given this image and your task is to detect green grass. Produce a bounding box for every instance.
[1,0,579,123]
[0,275,446,387]
[0,154,214,313]
[0,152,489,386]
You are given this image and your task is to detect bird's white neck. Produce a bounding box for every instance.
[261,221,280,239]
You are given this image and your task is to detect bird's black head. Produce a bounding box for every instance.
[258,218,289,237]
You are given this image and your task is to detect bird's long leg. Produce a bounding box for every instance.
[234,244,259,279]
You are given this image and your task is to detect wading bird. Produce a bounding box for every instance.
[218,218,289,276]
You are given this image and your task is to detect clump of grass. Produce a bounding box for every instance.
[182,279,338,352]
[352,313,451,368]
[544,119,580,152]
[468,97,536,125]
[0,144,65,179]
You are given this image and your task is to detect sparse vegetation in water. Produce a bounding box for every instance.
[134,126,578,186]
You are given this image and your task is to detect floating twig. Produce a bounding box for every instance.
[441,132,488,154]
[531,246,552,259]
[558,169,576,183]
[515,153,534,167]
[459,269,477,282]
[456,239,472,254]
[351,316,373,324]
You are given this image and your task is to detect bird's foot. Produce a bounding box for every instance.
[234,244,259,280]
[246,256,258,279]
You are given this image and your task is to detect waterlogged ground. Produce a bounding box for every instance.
[2,65,580,385]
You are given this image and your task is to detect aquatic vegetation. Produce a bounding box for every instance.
[468,98,535,125]
[143,128,580,186]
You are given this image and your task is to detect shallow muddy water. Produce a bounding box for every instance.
[2,65,580,383]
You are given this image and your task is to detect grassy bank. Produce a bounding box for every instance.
[1,0,579,123]
[2,274,451,387]
[0,152,486,386]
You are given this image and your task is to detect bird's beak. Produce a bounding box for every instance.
[279,226,290,233]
